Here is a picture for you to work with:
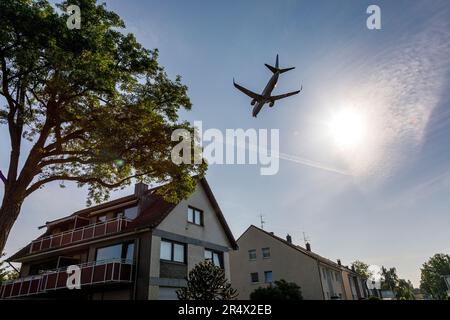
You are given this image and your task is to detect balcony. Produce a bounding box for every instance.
[29,217,131,254]
[0,259,134,299]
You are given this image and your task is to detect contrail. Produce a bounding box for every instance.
[277,151,350,176]
[223,139,350,176]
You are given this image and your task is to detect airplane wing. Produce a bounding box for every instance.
[233,79,262,100]
[270,86,302,101]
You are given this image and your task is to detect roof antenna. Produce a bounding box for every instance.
[303,231,311,246]
[259,214,266,230]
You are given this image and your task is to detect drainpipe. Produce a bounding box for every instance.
[132,238,140,300]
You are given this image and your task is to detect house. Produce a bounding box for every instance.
[229,225,366,300]
[0,178,237,300]
[340,263,369,300]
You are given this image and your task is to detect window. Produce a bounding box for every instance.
[124,206,138,220]
[160,240,172,260]
[96,244,122,261]
[250,272,259,283]
[248,249,256,260]
[205,249,224,268]
[187,206,203,225]
[173,243,185,263]
[262,247,270,258]
[264,271,273,283]
[124,243,134,261]
[160,240,186,263]
[95,242,134,262]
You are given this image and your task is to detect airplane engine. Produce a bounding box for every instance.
[269,101,275,107]
[251,99,256,106]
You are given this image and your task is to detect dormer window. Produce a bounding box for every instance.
[187,206,203,226]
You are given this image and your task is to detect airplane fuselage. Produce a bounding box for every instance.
[234,54,301,117]
[252,72,279,117]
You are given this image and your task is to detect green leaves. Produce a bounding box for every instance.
[0,0,206,206]
[177,261,238,300]
[250,280,303,300]
[420,254,450,300]
[351,260,371,279]
[0,253,19,283]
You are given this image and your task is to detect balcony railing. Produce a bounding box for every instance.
[29,217,131,254]
[0,259,134,299]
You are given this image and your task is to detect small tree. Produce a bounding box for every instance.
[250,279,303,300]
[176,261,238,300]
[351,260,372,279]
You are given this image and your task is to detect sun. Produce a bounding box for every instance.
[327,108,367,149]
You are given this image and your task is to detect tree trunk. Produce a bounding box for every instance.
[0,188,24,255]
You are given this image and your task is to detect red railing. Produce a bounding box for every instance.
[29,217,131,254]
[0,259,134,299]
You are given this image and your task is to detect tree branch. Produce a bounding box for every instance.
[38,156,95,169]
[43,129,86,153]
[25,173,147,197]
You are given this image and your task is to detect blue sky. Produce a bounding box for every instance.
[2,0,450,286]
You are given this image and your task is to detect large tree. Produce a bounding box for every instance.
[380,266,399,291]
[0,0,205,253]
[420,254,450,300]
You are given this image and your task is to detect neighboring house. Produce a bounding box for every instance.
[0,178,237,300]
[230,225,363,300]
[340,264,368,300]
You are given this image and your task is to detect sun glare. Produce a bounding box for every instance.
[328,109,367,149]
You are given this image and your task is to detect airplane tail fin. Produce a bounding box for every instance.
[265,54,295,74]
[265,63,278,74]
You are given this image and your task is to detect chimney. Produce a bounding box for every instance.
[286,234,292,244]
[306,242,311,251]
[134,182,148,197]
[337,259,341,266]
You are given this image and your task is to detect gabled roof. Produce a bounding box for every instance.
[238,225,343,270]
[8,177,237,262]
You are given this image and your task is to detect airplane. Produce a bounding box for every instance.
[233,54,302,117]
